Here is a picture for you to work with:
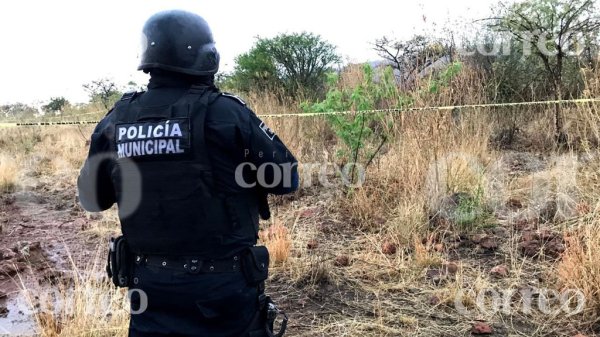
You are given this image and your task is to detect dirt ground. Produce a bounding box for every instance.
[0,150,597,337]
[0,157,106,335]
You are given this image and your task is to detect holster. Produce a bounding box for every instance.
[242,246,269,286]
[106,236,133,288]
[246,293,288,337]
[241,246,288,337]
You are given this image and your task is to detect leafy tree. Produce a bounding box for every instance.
[231,32,341,99]
[230,41,282,93]
[489,0,600,143]
[373,35,453,87]
[83,78,122,109]
[42,97,69,113]
[0,103,38,119]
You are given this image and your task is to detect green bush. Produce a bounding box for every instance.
[302,64,405,181]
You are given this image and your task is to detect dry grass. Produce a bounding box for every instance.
[557,215,600,326]
[259,218,293,265]
[1,61,599,337]
[0,153,19,193]
[20,250,129,337]
[83,209,121,239]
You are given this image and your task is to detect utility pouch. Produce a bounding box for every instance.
[242,246,269,286]
[106,236,132,288]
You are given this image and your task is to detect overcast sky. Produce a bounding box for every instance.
[0,0,497,105]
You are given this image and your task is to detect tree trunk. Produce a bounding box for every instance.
[554,84,568,145]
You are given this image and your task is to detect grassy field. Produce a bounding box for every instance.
[1,64,600,336]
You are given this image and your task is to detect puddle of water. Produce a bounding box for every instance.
[0,294,36,336]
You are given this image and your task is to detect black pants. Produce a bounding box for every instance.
[128,264,260,337]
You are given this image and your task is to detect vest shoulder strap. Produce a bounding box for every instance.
[119,91,144,102]
[221,92,246,106]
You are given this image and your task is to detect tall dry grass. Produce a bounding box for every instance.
[2,60,600,336]
[557,216,600,327]
[20,249,129,337]
[0,153,19,193]
[259,218,292,265]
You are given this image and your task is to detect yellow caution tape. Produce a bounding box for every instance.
[0,98,598,127]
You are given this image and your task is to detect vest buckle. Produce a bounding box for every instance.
[185,258,203,274]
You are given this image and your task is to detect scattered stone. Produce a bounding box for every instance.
[1,196,15,205]
[479,236,499,250]
[471,234,486,244]
[445,262,458,275]
[42,270,75,285]
[519,240,540,257]
[546,241,566,257]
[471,321,493,335]
[0,306,8,318]
[334,255,351,267]
[0,262,27,275]
[382,241,397,255]
[428,295,441,305]
[518,229,564,258]
[300,208,317,218]
[425,268,447,285]
[426,268,442,279]
[490,265,509,278]
[502,152,546,173]
[506,198,523,210]
[14,241,41,258]
[72,218,87,230]
[306,239,319,250]
[316,221,336,234]
[491,226,509,238]
[0,248,16,261]
[514,218,535,231]
[480,238,498,250]
[538,200,557,223]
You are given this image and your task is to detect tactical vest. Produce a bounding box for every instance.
[108,86,259,256]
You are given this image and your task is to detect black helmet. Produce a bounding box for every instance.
[138,10,220,76]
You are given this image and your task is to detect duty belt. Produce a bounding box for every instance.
[134,254,242,274]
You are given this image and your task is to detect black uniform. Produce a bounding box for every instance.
[77,72,298,336]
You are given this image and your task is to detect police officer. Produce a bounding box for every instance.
[77,9,298,337]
